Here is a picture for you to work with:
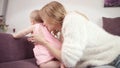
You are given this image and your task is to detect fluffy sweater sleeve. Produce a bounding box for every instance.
[61,12,88,67]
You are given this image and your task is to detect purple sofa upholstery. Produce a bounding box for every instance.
[0,32,39,68]
[103,17,120,36]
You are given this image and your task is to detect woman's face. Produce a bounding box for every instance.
[42,15,62,32]
[43,17,59,32]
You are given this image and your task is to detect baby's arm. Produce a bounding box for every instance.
[13,25,34,38]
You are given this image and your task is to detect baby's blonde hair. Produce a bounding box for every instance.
[40,1,66,24]
[30,10,42,23]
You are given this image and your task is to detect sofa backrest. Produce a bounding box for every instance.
[0,33,34,63]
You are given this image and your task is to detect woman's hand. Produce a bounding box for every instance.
[31,34,47,45]
[27,25,48,45]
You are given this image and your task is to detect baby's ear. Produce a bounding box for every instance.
[30,20,35,25]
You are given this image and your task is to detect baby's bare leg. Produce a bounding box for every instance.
[39,61,60,68]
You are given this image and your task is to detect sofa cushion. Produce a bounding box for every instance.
[103,17,120,36]
[0,33,34,63]
[0,58,38,68]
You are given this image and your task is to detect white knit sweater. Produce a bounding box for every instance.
[61,11,120,68]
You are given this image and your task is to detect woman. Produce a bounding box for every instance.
[31,1,120,68]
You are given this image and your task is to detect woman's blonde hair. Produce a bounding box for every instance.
[40,1,66,24]
[30,10,43,23]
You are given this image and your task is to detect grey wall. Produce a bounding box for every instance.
[6,0,120,33]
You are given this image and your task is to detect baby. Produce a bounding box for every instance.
[13,10,62,68]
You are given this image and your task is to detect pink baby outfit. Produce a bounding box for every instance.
[33,23,61,65]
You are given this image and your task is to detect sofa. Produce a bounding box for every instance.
[0,17,120,68]
[0,32,39,68]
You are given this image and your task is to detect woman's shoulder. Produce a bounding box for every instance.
[62,11,89,33]
[63,11,89,26]
[66,11,89,20]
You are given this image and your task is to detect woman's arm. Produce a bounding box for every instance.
[61,12,88,67]
[13,25,34,38]
[44,41,62,61]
